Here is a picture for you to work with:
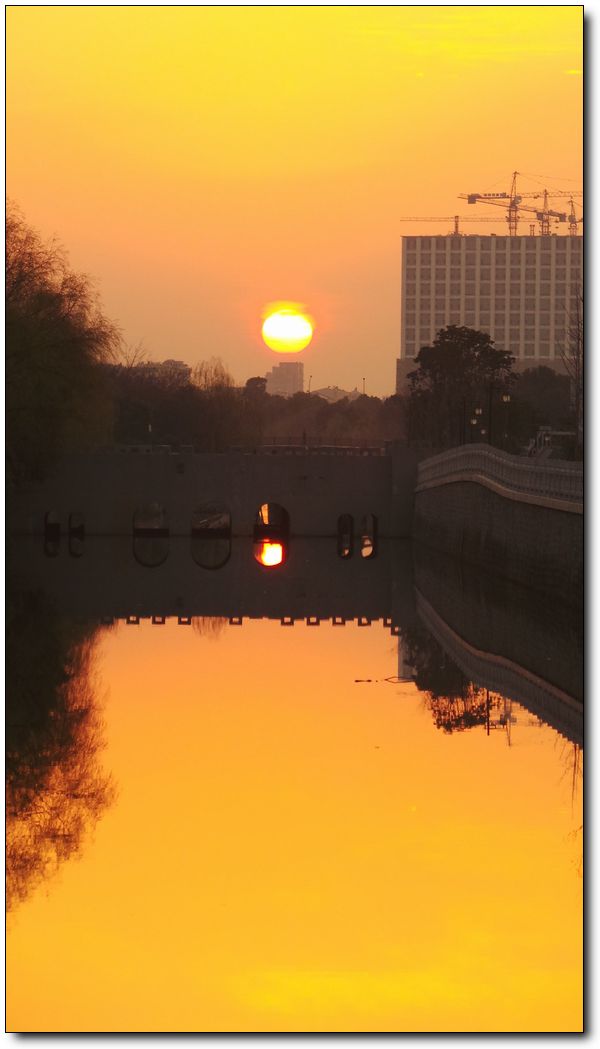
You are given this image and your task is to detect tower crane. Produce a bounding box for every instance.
[459,170,522,236]
[459,171,572,236]
[520,188,568,236]
[566,196,583,237]
[518,190,583,237]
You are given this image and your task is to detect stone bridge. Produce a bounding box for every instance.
[8,443,418,539]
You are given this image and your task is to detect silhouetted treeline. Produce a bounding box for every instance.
[106,359,410,449]
[107,353,574,454]
[6,203,119,485]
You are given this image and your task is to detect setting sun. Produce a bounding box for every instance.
[262,306,313,354]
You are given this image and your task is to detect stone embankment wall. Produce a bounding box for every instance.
[413,444,583,605]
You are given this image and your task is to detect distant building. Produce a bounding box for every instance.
[162,358,192,378]
[396,234,583,392]
[265,361,304,397]
[312,386,361,404]
[139,359,192,384]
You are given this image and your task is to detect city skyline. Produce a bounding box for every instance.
[7,7,582,395]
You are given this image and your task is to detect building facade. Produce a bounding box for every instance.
[396,234,583,391]
[265,361,304,397]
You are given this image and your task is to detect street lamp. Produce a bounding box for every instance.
[501,393,511,449]
[473,407,483,442]
[470,416,477,443]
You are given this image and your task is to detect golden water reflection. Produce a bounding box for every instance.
[6,619,582,1033]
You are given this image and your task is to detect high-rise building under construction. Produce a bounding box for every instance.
[396,234,583,391]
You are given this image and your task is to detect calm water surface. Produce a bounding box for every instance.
[6,540,582,1032]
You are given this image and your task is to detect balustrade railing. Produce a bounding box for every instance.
[416,444,583,506]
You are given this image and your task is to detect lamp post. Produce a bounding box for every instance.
[501,392,511,449]
[474,407,483,442]
[308,375,312,394]
[470,416,477,443]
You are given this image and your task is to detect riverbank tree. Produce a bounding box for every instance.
[407,325,515,448]
[6,203,120,485]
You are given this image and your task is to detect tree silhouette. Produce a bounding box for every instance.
[6,202,120,484]
[408,325,514,448]
[192,356,234,391]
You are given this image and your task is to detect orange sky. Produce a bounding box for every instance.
[7,621,582,1033]
[6,6,583,394]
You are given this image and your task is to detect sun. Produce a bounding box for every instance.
[261,304,314,353]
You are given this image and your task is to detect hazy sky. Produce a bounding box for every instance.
[7,6,582,395]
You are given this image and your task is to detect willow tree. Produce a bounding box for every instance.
[192,356,239,450]
[6,203,121,484]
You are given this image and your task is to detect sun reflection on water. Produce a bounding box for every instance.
[254,540,285,567]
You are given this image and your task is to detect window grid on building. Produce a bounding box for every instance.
[399,235,583,377]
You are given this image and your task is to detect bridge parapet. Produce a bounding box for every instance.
[416,443,582,513]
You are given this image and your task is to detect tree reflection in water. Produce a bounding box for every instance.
[400,622,502,734]
[191,617,228,640]
[6,587,116,912]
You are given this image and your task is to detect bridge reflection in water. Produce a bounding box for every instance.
[9,535,583,748]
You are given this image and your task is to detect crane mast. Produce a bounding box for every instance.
[461,169,521,235]
[507,169,520,237]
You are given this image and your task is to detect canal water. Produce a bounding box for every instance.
[6,539,583,1033]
